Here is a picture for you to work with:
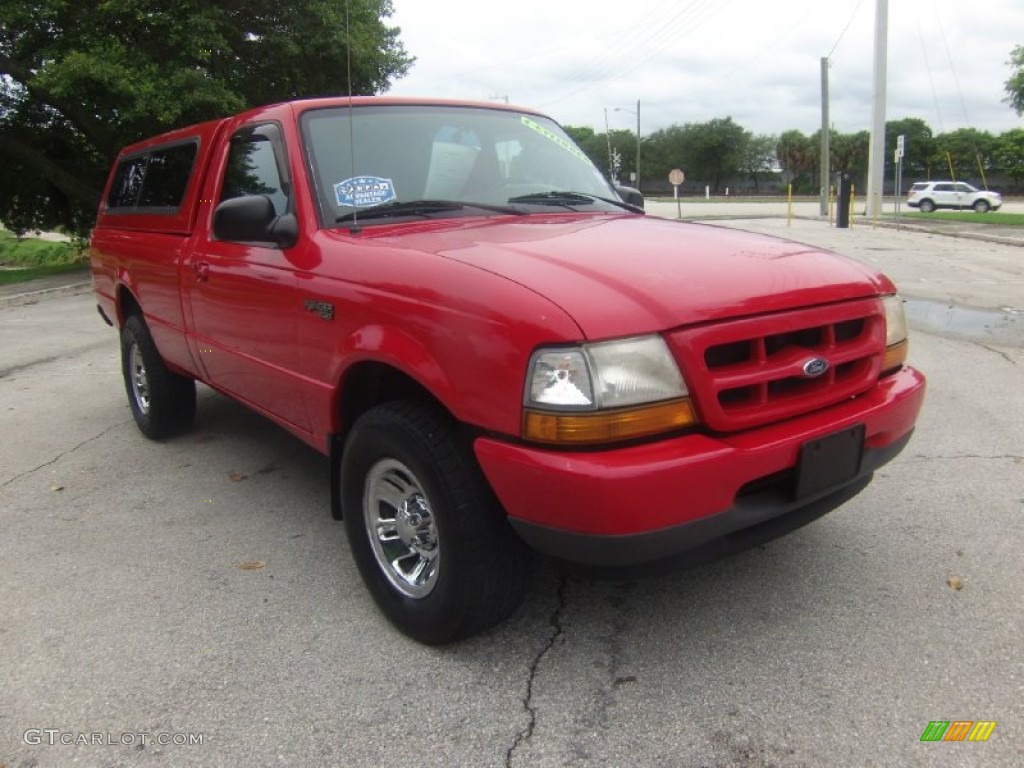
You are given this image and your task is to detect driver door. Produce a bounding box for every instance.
[183,122,310,431]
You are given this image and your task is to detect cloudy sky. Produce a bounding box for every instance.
[385,0,1022,138]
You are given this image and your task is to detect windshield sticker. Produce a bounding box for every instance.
[520,116,591,165]
[334,176,397,208]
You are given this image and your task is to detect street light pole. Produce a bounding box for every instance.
[603,108,613,181]
[635,99,641,193]
[613,100,641,192]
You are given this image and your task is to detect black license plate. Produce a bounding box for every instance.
[795,424,865,499]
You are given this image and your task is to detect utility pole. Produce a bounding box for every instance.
[634,99,641,193]
[613,101,641,191]
[604,108,613,181]
[820,57,830,217]
[865,0,888,221]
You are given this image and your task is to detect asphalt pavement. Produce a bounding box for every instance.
[2,210,1022,767]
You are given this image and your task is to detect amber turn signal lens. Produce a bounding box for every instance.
[881,339,908,374]
[523,398,698,445]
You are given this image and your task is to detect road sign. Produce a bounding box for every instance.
[668,168,684,185]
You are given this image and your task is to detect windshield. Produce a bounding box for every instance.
[300,105,625,225]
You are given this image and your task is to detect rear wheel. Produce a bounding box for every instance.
[341,401,528,644]
[973,199,990,213]
[120,315,196,439]
[918,199,936,213]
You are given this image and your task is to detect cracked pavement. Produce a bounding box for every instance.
[3,221,1023,766]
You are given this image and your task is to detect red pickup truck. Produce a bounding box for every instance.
[91,97,925,643]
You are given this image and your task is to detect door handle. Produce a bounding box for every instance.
[194,262,209,282]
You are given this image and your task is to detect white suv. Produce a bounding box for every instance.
[906,181,1002,213]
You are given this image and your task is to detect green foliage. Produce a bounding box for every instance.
[932,128,998,183]
[775,130,813,182]
[0,230,79,265]
[564,125,641,185]
[0,261,87,285]
[829,130,869,177]
[995,128,1024,184]
[641,118,751,193]
[739,134,778,192]
[0,0,412,235]
[1004,45,1024,116]
[885,118,933,177]
[903,211,1024,226]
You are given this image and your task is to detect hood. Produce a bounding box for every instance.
[368,214,893,340]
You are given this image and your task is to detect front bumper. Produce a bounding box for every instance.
[475,366,925,566]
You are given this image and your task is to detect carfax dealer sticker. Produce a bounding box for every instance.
[334,176,397,208]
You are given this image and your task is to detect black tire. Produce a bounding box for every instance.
[973,199,990,213]
[918,199,936,213]
[340,400,528,644]
[120,314,196,439]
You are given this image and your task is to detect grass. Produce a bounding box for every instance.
[0,229,88,285]
[0,260,89,285]
[898,210,1024,226]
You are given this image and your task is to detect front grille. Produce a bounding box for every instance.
[668,299,885,432]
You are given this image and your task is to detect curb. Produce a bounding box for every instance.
[0,280,92,309]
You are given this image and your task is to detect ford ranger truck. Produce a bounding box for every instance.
[90,98,926,643]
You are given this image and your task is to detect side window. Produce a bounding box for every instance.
[933,183,952,193]
[220,126,289,216]
[108,157,147,209]
[107,142,197,212]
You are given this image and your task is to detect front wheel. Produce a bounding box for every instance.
[973,199,990,213]
[340,401,528,644]
[120,315,196,439]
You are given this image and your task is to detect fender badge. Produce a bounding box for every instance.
[802,357,830,378]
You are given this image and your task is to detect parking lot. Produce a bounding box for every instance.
[2,216,1022,767]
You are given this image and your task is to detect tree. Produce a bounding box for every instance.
[642,118,748,193]
[885,118,933,179]
[1004,45,1024,115]
[0,0,412,235]
[640,124,687,186]
[775,130,812,185]
[829,130,869,179]
[564,125,639,184]
[738,134,777,193]
[684,118,749,193]
[933,128,998,184]
[995,128,1024,185]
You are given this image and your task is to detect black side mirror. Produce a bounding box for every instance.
[213,195,297,249]
[615,185,644,210]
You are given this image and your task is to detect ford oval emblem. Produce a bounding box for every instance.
[802,357,830,378]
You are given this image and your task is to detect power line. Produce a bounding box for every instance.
[539,0,729,107]
[827,0,867,58]
[933,2,971,125]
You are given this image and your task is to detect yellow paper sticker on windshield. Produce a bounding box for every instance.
[520,116,591,165]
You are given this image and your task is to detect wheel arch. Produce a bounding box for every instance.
[338,360,451,438]
[115,282,143,328]
[329,358,464,521]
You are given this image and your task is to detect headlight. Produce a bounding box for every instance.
[881,294,909,373]
[523,335,698,444]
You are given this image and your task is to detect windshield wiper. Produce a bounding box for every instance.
[336,199,526,224]
[506,190,643,213]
